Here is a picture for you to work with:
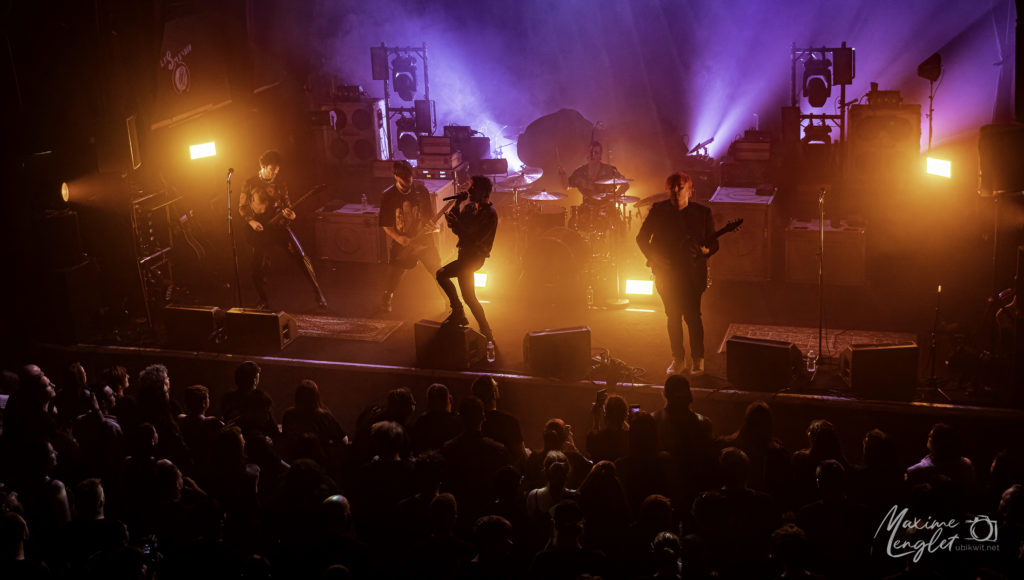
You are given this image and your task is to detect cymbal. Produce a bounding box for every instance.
[522,190,567,201]
[594,177,633,185]
[495,166,543,190]
[635,193,669,207]
[599,193,640,204]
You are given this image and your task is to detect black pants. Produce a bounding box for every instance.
[248,227,324,305]
[436,251,490,337]
[655,271,705,360]
[384,243,442,295]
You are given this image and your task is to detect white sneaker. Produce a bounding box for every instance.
[690,358,705,375]
[666,358,690,375]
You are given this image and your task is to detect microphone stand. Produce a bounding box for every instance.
[811,187,826,382]
[226,169,243,305]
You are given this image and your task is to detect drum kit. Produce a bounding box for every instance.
[496,167,651,308]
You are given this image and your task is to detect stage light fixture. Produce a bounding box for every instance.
[190,142,216,159]
[396,116,419,159]
[926,157,951,178]
[391,55,418,102]
[802,123,832,145]
[60,182,70,203]
[474,272,487,288]
[625,279,654,295]
[917,53,942,83]
[802,57,832,108]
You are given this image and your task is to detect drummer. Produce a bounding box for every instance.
[566,141,629,205]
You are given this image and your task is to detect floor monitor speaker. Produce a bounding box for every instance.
[726,335,802,391]
[523,326,591,381]
[839,342,919,401]
[414,319,487,369]
[225,308,297,353]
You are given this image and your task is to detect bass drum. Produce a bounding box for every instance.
[520,227,589,308]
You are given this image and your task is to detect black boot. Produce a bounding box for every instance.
[443,309,469,327]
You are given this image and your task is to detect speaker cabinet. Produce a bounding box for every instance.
[163,305,226,351]
[315,204,385,263]
[979,123,1024,194]
[523,327,591,381]
[726,335,802,391]
[414,319,487,369]
[315,99,389,168]
[40,259,102,344]
[846,104,921,186]
[225,308,297,353]
[785,219,866,286]
[839,342,919,401]
[709,187,774,282]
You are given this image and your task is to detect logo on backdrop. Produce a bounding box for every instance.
[160,44,193,95]
[875,505,999,562]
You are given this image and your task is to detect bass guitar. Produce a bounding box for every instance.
[647,218,744,289]
[391,197,459,269]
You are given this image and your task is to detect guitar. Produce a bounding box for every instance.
[647,218,744,289]
[265,184,328,227]
[391,196,459,269]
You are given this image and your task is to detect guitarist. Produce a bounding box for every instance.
[636,171,719,376]
[378,160,442,313]
[239,150,328,310]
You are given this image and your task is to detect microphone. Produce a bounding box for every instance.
[442,192,468,202]
[226,168,234,183]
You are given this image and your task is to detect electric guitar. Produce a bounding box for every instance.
[647,218,744,288]
[265,184,328,227]
[391,197,459,269]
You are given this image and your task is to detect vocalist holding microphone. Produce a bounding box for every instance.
[437,175,498,343]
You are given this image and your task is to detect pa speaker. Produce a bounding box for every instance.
[414,319,487,369]
[846,104,921,186]
[979,123,1024,194]
[225,308,297,353]
[163,305,226,351]
[839,342,919,401]
[316,99,389,167]
[726,335,802,391]
[523,327,591,381]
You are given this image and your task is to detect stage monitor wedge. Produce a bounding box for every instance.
[726,335,802,391]
[225,308,297,354]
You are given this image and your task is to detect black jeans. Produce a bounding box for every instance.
[655,271,705,360]
[384,243,442,295]
[436,251,490,337]
[248,226,324,305]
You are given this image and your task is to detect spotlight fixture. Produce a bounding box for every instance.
[474,272,487,288]
[60,182,70,203]
[917,53,942,83]
[802,57,833,108]
[391,55,418,102]
[624,279,654,295]
[802,123,832,145]
[190,142,216,160]
[395,116,419,159]
[926,157,951,178]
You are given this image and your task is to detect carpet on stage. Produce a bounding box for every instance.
[718,323,918,359]
[291,315,403,343]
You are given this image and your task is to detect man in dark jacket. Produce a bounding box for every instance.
[636,171,719,376]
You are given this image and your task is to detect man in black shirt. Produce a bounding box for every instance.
[636,171,718,375]
[437,176,498,341]
[239,149,327,310]
[378,160,443,313]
